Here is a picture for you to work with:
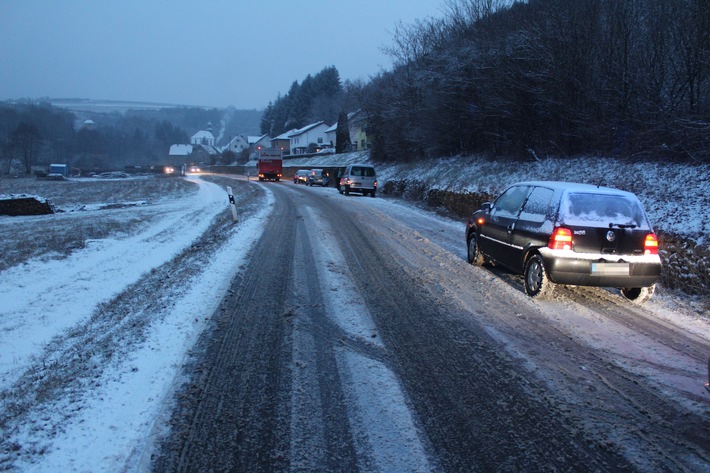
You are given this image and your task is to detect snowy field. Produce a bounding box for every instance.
[0,176,271,471]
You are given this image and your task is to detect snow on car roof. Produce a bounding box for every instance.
[512,181,636,197]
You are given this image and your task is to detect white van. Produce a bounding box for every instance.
[338,164,377,197]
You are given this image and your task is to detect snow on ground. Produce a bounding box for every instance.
[0,177,273,472]
[0,177,225,392]
[287,152,709,243]
[378,156,709,243]
[0,157,708,471]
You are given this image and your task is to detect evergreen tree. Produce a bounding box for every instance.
[336,111,350,153]
[260,102,274,135]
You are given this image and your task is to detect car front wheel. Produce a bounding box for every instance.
[620,285,655,304]
[524,254,554,298]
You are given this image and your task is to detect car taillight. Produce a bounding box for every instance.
[644,233,659,255]
[549,227,572,250]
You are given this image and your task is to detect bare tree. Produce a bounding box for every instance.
[10,122,41,175]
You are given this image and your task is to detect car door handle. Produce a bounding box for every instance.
[507,224,515,234]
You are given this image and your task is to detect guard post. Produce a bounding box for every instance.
[227,186,238,222]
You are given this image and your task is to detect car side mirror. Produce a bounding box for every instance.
[481,202,492,213]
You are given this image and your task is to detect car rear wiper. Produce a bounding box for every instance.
[609,222,637,229]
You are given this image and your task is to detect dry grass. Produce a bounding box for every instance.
[0,175,195,206]
[0,176,198,271]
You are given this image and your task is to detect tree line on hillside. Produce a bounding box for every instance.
[259,66,362,138]
[0,102,262,175]
[355,0,709,162]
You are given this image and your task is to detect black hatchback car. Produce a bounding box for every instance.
[466,181,661,303]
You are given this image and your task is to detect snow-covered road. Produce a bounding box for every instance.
[1,175,708,472]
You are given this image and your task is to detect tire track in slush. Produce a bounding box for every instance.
[326,198,635,472]
[156,188,296,472]
[155,183,435,472]
[293,204,434,472]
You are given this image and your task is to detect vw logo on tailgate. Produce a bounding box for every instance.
[606,230,616,242]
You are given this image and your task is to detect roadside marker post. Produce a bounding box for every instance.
[227,186,238,222]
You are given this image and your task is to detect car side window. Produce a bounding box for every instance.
[492,186,530,218]
[519,186,554,223]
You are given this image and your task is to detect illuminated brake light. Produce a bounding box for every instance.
[549,227,572,250]
[644,233,659,255]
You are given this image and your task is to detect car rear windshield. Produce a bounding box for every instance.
[560,192,649,229]
[351,166,375,177]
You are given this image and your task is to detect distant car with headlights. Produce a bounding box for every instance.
[188,165,201,173]
[294,170,310,184]
[307,169,329,187]
[465,181,661,303]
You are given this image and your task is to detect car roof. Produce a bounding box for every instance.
[511,181,636,198]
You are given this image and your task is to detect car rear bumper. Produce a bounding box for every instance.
[538,248,662,288]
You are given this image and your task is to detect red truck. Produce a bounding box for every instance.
[257,148,283,181]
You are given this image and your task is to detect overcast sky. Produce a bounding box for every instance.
[0,0,447,110]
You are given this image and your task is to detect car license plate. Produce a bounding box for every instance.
[591,263,629,276]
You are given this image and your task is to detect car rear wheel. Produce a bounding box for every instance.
[524,254,554,298]
[467,234,485,266]
[620,284,655,304]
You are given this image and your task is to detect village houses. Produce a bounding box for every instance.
[168,111,370,165]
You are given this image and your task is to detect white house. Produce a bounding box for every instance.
[288,121,331,155]
[191,129,215,147]
[224,135,250,154]
[169,144,193,158]
[224,134,272,154]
